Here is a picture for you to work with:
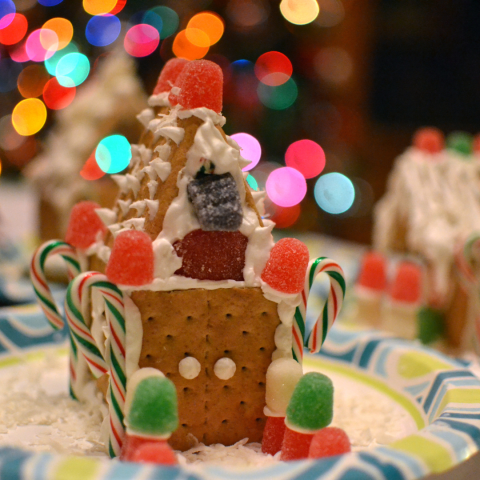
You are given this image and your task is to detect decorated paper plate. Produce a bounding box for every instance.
[0,301,480,480]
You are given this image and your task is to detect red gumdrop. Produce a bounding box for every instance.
[262,416,286,456]
[389,261,422,304]
[153,58,189,95]
[413,127,444,154]
[356,251,387,292]
[131,441,178,465]
[65,201,106,249]
[473,134,480,154]
[308,427,351,459]
[173,60,223,113]
[280,426,314,461]
[261,238,310,294]
[173,229,247,281]
[105,230,154,286]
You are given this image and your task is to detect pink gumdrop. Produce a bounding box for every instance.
[308,427,351,459]
[389,261,423,305]
[105,230,154,286]
[153,58,189,95]
[280,426,314,461]
[413,127,444,154]
[65,201,106,249]
[356,251,387,292]
[285,140,326,179]
[173,59,223,113]
[261,238,310,294]
[131,441,177,465]
[262,416,286,456]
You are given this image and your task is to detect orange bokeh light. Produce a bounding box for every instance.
[42,18,73,50]
[83,0,117,15]
[17,64,50,98]
[172,30,209,60]
[186,12,224,47]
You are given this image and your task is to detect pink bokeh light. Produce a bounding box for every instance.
[26,28,58,62]
[266,166,307,207]
[231,132,262,171]
[124,24,160,58]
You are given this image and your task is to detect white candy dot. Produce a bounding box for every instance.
[178,357,201,379]
[214,357,236,380]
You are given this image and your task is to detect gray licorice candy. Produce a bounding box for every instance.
[187,173,243,231]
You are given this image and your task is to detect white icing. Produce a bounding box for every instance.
[148,180,158,199]
[150,158,171,182]
[117,199,132,215]
[145,199,159,221]
[126,174,141,197]
[124,295,144,379]
[178,357,201,379]
[111,175,129,194]
[213,358,236,380]
[137,108,155,128]
[129,200,146,216]
[154,143,172,162]
[152,239,183,279]
[95,208,116,227]
[142,165,158,181]
[148,91,170,107]
[155,126,185,145]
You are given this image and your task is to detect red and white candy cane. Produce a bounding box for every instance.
[292,257,346,363]
[65,271,126,458]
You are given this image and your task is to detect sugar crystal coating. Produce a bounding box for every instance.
[105,230,154,286]
[261,416,286,456]
[286,372,333,432]
[65,201,106,249]
[261,238,310,294]
[173,229,248,281]
[131,441,178,465]
[153,58,189,95]
[266,358,303,415]
[174,60,223,113]
[308,427,351,459]
[280,427,314,461]
[413,127,444,154]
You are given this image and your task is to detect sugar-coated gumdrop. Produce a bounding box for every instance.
[389,261,422,304]
[308,427,351,459]
[413,127,444,154]
[262,416,286,456]
[447,131,473,157]
[261,238,309,294]
[173,229,248,281]
[65,201,106,249]
[173,60,223,113]
[153,58,189,95]
[417,306,444,345]
[286,372,333,432]
[280,426,314,461]
[105,230,154,286]
[131,441,178,465]
[266,358,303,415]
[356,251,387,292]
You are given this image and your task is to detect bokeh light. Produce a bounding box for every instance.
[9,40,29,62]
[0,0,15,29]
[246,174,258,190]
[12,98,47,136]
[42,17,73,50]
[38,0,63,6]
[149,6,179,38]
[0,58,23,92]
[83,0,116,16]
[26,28,58,62]
[124,24,160,58]
[80,149,105,180]
[17,64,50,98]
[43,77,76,110]
[257,77,298,110]
[226,0,270,28]
[86,14,121,47]
[142,9,163,36]
[95,135,131,174]
[285,139,326,179]
[266,166,307,207]
[55,52,90,87]
[172,29,209,60]
[110,0,126,15]
[314,172,355,214]
[0,13,27,45]
[231,133,262,171]
[187,12,224,47]
[255,51,292,86]
[315,0,345,28]
[280,0,320,25]
[314,47,353,85]
[0,115,26,151]
[44,41,78,75]
[271,203,301,228]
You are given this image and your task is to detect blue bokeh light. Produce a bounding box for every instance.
[56,52,90,87]
[0,0,15,29]
[86,15,121,47]
[314,172,355,214]
[96,135,132,174]
[38,0,63,6]
[45,42,78,75]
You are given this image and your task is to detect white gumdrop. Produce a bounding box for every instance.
[265,358,303,416]
[178,357,201,380]
[214,358,236,380]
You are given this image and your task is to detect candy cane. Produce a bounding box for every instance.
[65,271,126,457]
[292,257,346,362]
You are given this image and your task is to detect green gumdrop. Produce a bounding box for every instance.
[446,131,473,157]
[417,307,445,345]
[128,376,178,436]
[286,372,333,432]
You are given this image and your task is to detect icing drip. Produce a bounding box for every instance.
[111,175,128,194]
[95,208,116,227]
[145,199,159,221]
[129,200,146,216]
[126,174,141,198]
[118,199,132,215]
[136,108,155,128]
[148,180,158,200]
[150,158,171,182]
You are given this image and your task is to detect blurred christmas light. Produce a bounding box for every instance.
[17,64,50,98]
[15,0,37,11]
[83,0,116,16]
[246,174,258,190]
[12,98,47,136]
[42,18,73,50]
[44,42,78,75]
[80,149,105,180]
[255,51,292,86]
[26,29,59,62]
[231,59,254,72]
[0,58,23,92]
[270,203,301,228]
[0,13,27,45]
[315,0,345,27]
[110,0,126,15]
[43,77,76,110]
[226,0,270,28]
[172,29,209,60]
[95,135,131,174]
[148,6,179,38]
[0,115,26,151]
[9,40,29,62]
[230,133,262,171]
[280,0,319,25]
[252,160,281,190]
[183,27,211,50]
[86,14,121,47]
[257,77,298,110]
[314,47,353,85]
[314,172,355,214]
[285,139,326,179]
[142,9,163,36]
[0,0,15,29]
[124,24,160,58]
[55,52,90,87]
[38,0,63,6]
[187,12,224,47]
[266,166,307,207]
